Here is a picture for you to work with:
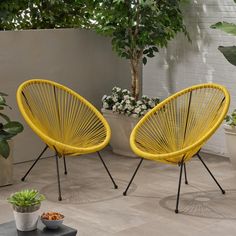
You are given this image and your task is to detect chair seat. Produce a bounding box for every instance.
[130,83,230,164]
[17,79,110,156]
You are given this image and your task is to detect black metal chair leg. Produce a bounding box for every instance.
[55,153,62,201]
[184,163,188,185]
[63,155,67,175]
[175,160,184,214]
[21,145,48,182]
[97,151,118,189]
[197,153,225,194]
[123,158,144,196]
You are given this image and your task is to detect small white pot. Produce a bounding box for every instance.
[13,210,39,231]
[102,109,140,157]
[224,124,236,169]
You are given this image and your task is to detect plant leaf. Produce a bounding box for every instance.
[211,22,236,36]
[3,121,24,134]
[0,113,10,122]
[0,130,15,140]
[143,57,147,65]
[0,96,6,106]
[218,46,236,66]
[0,140,9,158]
[0,92,8,96]
[152,46,159,52]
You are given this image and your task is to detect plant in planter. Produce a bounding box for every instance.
[225,110,236,126]
[102,87,160,118]
[0,92,24,186]
[88,0,189,100]
[102,87,160,156]
[222,110,236,169]
[87,0,189,156]
[211,10,236,168]
[8,189,45,231]
[211,18,236,67]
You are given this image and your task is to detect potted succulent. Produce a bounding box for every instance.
[0,92,23,186]
[8,189,45,231]
[88,0,188,156]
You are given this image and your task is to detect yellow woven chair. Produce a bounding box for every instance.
[123,83,230,213]
[17,79,118,201]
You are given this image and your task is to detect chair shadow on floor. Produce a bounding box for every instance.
[159,189,236,219]
[40,177,137,205]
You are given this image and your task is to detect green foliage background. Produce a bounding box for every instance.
[0,0,188,98]
[211,0,236,66]
[0,0,89,30]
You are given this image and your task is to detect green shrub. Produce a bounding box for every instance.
[0,92,23,158]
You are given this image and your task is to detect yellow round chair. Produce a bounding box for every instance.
[123,83,230,213]
[17,79,118,201]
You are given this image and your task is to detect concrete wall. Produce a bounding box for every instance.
[0,28,130,163]
[143,0,236,157]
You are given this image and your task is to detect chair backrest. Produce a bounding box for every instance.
[130,84,230,164]
[17,79,110,155]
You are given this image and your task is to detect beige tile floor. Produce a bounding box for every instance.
[0,149,236,235]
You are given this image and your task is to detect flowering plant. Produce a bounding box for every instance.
[225,109,236,126]
[102,87,160,118]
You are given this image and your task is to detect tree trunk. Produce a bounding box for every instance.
[130,58,140,101]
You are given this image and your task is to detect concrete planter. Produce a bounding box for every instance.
[0,141,13,187]
[224,124,236,169]
[102,109,140,157]
[13,204,40,231]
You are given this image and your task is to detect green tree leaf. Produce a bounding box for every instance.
[0,131,15,141]
[211,22,236,36]
[218,46,236,66]
[152,47,159,52]
[0,96,6,106]
[143,57,147,65]
[0,92,8,96]
[0,113,10,122]
[0,140,9,158]
[3,121,24,134]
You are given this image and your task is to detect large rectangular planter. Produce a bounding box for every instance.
[102,109,140,157]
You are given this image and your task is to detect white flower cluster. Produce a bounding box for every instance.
[102,87,160,118]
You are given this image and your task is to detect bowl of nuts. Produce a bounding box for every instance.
[41,212,64,229]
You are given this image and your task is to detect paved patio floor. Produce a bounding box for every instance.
[0,149,236,236]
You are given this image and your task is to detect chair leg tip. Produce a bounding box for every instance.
[114,185,118,189]
[123,192,127,196]
[175,209,179,214]
[21,178,25,182]
[64,172,67,175]
[185,181,188,185]
[222,190,226,194]
[58,197,62,201]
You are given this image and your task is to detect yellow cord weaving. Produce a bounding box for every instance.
[130,84,230,164]
[17,79,111,156]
